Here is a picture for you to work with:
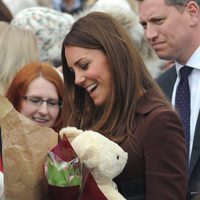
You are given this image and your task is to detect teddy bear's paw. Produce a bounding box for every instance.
[59,126,82,141]
[99,183,126,200]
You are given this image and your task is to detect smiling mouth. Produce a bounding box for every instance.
[86,83,98,94]
[32,117,49,124]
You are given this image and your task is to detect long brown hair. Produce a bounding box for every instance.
[61,11,169,141]
[6,62,64,132]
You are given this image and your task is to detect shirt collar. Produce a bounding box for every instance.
[175,46,200,75]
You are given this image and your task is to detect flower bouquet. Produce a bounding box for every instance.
[45,135,108,200]
[45,138,82,200]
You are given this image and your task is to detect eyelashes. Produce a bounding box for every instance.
[78,62,89,70]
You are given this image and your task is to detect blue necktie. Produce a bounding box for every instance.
[175,66,193,160]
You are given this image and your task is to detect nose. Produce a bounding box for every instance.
[145,24,158,41]
[74,71,86,85]
[38,102,49,114]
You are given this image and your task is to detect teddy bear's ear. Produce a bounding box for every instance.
[79,145,100,168]
[59,126,82,142]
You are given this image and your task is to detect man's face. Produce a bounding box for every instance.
[138,0,195,64]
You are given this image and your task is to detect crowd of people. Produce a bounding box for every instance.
[0,0,199,200]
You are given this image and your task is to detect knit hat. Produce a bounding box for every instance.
[12,7,75,62]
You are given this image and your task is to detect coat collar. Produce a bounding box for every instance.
[136,90,165,115]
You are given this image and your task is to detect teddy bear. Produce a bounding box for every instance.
[59,126,128,200]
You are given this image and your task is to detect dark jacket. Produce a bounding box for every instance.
[115,90,187,200]
[157,66,200,200]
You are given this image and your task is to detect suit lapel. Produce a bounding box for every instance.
[156,66,177,101]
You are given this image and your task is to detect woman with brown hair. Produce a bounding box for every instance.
[61,12,187,199]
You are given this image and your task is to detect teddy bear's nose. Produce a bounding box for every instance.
[117,155,119,159]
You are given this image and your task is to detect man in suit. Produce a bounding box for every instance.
[136,0,200,199]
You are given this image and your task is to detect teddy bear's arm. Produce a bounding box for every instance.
[59,126,82,142]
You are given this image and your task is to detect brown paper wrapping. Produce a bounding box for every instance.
[0,95,58,200]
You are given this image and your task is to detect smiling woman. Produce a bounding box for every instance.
[65,46,112,106]
[5,61,64,132]
[61,11,187,200]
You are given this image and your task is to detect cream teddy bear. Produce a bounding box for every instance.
[59,127,128,200]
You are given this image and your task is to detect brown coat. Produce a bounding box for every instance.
[115,93,187,200]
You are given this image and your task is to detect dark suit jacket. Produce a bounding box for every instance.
[157,66,200,200]
[114,90,187,200]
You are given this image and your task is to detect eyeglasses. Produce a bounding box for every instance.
[23,96,62,108]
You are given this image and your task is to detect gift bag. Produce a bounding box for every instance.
[80,170,108,200]
[0,95,58,200]
[45,136,108,200]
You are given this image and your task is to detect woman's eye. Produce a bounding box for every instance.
[31,98,41,103]
[79,63,89,70]
[48,101,58,106]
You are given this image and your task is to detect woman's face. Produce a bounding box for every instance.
[65,46,112,106]
[20,76,60,128]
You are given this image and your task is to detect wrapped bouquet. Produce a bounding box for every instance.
[45,135,108,200]
[45,138,82,200]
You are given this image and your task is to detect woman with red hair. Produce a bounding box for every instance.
[6,62,64,132]
[0,62,64,197]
